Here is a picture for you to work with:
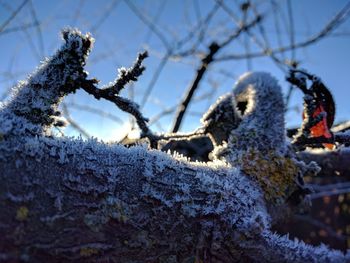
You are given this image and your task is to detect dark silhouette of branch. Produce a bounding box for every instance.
[0,22,38,35]
[124,0,171,51]
[80,51,158,144]
[29,0,45,58]
[171,14,262,132]
[140,52,170,108]
[90,0,119,35]
[67,102,123,124]
[62,103,90,138]
[286,69,338,150]
[216,1,350,61]
[0,0,29,33]
[138,3,220,109]
[171,42,219,133]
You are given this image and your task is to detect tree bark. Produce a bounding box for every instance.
[0,135,348,262]
[0,28,348,262]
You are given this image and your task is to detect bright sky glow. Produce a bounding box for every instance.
[1,0,349,141]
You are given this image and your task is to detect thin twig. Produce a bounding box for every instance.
[90,0,119,35]
[216,1,350,61]
[171,14,262,132]
[0,0,29,33]
[62,103,90,138]
[29,0,45,58]
[309,181,350,192]
[67,102,123,124]
[0,22,38,35]
[216,0,287,73]
[309,187,350,200]
[124,0,170,51]
[140,52,170,108]
[80,51,165,147]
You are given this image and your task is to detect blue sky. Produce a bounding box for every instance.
[1,0,350,141]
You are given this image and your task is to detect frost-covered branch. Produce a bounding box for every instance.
[0,29,349,262]
[0,134,348,262]
[79,51,157,143]
[0,28,93,136]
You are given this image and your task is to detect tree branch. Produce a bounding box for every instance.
[0,28,349,262]
[171,14,262,132]
[79,51,160,146]
[215,1,350,61]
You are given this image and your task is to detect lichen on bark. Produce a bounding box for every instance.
[0,29,348,262]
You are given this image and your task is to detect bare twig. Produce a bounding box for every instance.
[0,22,38,35]
[90,0,119,35]
[67,102,123,124]
[216,1,350,61]
[70,0,84,25]
[0,0,29,33]
[144,1,166,43]
[216,0,287,73]
[284,0,297,106]
[80,51,156,143]
[124,0,170,51]
[171,2,220,58]
[171,14,262,132]
[62,103,90,138]
[29,0,45,57]
[148,106,177,126]
[309,187,350,200]
[309,181,350,192]
[171,42,219,133]
[140,52,170,108]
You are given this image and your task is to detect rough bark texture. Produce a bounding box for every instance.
[0,135,348,262]
[0,29,349,262]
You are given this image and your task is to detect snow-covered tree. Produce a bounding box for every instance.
[0,29,349,262]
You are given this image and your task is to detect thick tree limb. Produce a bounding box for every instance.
[79,52,153,140]
[0,135,348,262]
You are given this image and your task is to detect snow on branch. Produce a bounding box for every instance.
[79,51,158,144]
[0,29,349,262]
[0,28,93,136]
